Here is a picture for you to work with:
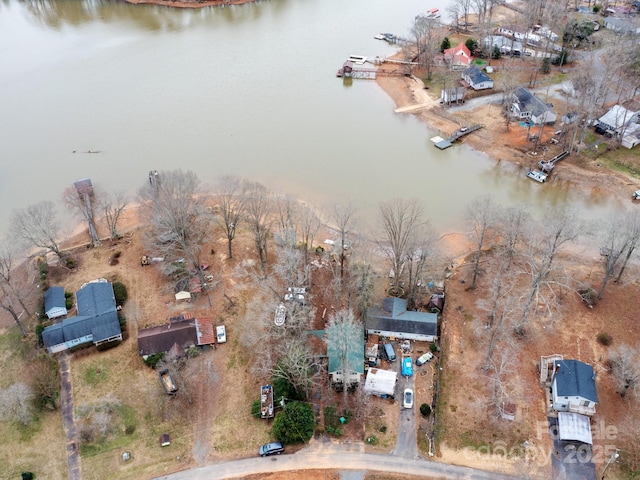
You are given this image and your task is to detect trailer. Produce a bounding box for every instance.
[159,369,178,395]
[260,384,274,419]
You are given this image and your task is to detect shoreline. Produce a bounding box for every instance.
[123,0,257,7]
[375,74,639,204]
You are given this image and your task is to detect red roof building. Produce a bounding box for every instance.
[443,43,473,69]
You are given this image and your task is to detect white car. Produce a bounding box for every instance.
[415,351,434,366]
[403,388,414,409]
[216,325,226,344]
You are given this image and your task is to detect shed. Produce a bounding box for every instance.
[175,291,191,302]
[160,433,171,447]
[363,368,397,397]
[44,286,67,319]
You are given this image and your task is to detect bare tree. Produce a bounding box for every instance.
[498,205,529,270]
[379,198,426,294]
[403,222,436,309]
[332,202,357,287]
[411,15,440,81]
[0,240,34,337]
[138,169,212,300]
[609,344,640,399]
[10,201,64,260]
[514,208,580,336]
[597,213,631,299]
[325,309,363,405]
[346,260,374,321]
[244,181,273,272]
[98,189,128,240]
[466,196,498,290]
[615,210,640,283]
[296,203,322,276]
[0,382,34,426]
[62,179,100,246]
[271,339,322,400]
[29,354,59,410]
[213,175,245,260]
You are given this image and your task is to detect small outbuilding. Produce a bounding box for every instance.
[363,368,397,397]
[44,286,67,319]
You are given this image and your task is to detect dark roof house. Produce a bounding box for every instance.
[365,297,438,342]
[461,65,494,90]
[511,87,557,124]
[137,317,216,357]
[44,286,67,319]
[42,280,122,354]
[551,359,598,416]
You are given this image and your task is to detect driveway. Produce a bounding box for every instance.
[58,352,82,480]
[548,416,597,480]
[391,354,419,460]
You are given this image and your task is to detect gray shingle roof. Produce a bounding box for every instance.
[462,66,492,85]
[554,360,598,403]
[513,87,553,118]
[365,297,437,337]
[44,286,66,311]
[42,282,121,349]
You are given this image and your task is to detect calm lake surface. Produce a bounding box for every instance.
[0,0,623,238]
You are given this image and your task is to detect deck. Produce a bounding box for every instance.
[431,124,483,150]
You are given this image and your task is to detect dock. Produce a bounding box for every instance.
[538,150,569,172]
[431,124,483,150]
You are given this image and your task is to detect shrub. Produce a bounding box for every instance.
[597,332,613,346]
[65,292,74,310]
[38,258,48,278]
[143,353,164,368]
[251,399,261,419]
[420,403,432,417]
[125,425,136,435]
[118,313,126,329]
[65,257,76,269]
[112,282,128,306]
[366,435,378,445]
[272,401,314,444]
[429,342,438,353]
[22,473,35,480]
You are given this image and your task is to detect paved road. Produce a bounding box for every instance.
[154,439,523,480]
[59,352,82,480]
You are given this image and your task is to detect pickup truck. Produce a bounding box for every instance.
[159,369,178,395]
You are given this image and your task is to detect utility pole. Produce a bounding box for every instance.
[601,448,620,480]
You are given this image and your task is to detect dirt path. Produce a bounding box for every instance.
[58,352,82,480]
[191,354,220,464]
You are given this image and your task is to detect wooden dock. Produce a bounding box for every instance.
[432,124,483,150]
[336,66,407,80]
[538,150,569,172]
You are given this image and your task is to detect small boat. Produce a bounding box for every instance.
[374,34,385,40]
[527,170,548,183]
[348,55,368,64]
[427,8,441,18]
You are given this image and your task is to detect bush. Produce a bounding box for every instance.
[125,424,136,435]
[251,399,262,419]
[143,353,164,368]
[429,342,438,353]
[38,258,48,279]
[597,332,613,346]
[118,313,126,329]
[420,403,432,417]
[366,435,378,445]
[65,292,74,310]
[272,401,314,444]
[65,257,76,269]
[22,473,35,480]
[112,282,128,306]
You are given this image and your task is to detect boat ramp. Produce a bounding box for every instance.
[430,124,483,150]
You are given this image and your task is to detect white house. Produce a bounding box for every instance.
[511,87,557,125]
[551,359,598,416]
[597,104,639,136]
[462,65,494,90]
[622,123,640,149]
[484,35,523,56]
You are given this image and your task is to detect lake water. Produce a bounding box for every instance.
[0,0,623,238]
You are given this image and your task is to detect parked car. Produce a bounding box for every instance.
[403,388,414,409]
[258,441,285,457]
[402,356,413,377]
[415,351,434,366]
[633,190,640,200]
[216,325,227,344]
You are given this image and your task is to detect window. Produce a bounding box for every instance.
[581,400,590,407]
